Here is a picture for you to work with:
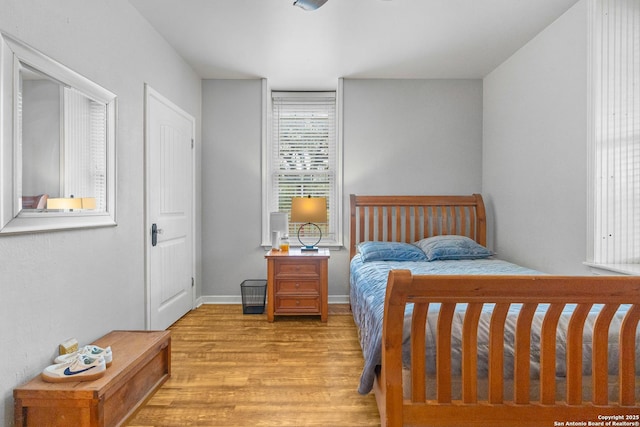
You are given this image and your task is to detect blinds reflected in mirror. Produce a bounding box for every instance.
[64,88,107,211]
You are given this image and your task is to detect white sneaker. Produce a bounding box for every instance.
[54,345,112,366]
[42,354,106,383]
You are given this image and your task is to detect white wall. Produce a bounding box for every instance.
[0,1,201,425]
[200,78,483,301]
[482,0,588,273]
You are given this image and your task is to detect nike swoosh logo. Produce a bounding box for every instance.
[64,365,96,376]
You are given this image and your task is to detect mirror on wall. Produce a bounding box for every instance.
[0,32,117,234]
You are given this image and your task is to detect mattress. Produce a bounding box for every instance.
[350,254,634,395]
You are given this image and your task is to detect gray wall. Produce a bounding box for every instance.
[0,1,202,424]
[201,79,266,302]
[343,79,483,195]
[22,80,61,198]
[200,78,484,301]
[482,0,588,274]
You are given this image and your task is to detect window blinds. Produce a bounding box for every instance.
[591,0,640,263]
[271,91,336,240]
[64,88,107,211]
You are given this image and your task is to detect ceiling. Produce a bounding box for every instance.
[129,0,580,90]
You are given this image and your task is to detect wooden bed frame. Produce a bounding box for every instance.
[350,194,640,427]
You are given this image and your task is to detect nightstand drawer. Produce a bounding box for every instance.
[275,296,321,313]
[276,279,320,294]
[275,261,320,277]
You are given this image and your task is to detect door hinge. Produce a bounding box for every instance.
[191,138,194,149]
[191,277,195,287]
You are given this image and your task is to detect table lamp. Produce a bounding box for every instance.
[290,196,327,251]
[270,212,289,250]
[46,197,82,210]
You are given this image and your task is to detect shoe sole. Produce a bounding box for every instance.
[41,369,106,383]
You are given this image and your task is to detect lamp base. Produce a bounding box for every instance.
[296,223,322,252]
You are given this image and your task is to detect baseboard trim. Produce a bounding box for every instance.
[196,294,349,306]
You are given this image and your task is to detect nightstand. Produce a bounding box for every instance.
[265,248,330,322]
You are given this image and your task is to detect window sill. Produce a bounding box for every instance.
[584,262,640,276]
[261,243,344,251]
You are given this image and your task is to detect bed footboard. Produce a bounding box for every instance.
[378,270,640,427]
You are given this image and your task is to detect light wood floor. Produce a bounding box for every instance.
[127,304,380,427]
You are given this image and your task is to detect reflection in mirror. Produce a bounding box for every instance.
[19,65,62,210]
[19,63,108,213]
[0,32,117,234]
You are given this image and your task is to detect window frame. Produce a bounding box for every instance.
[261,79,343,248]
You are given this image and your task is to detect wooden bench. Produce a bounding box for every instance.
[14,330,170,427]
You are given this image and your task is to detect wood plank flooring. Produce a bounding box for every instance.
[127,304,380,427]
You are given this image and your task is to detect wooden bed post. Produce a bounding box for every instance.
[350,194,357,259]
[380,270,413,426]
[472,193,486,246]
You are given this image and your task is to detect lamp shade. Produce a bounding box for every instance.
[81,197,96,209]
[47,197,82,209]
[270,212,288,233]
[290,197,327,224]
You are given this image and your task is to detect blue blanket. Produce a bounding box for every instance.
[350,255,543,394]
[349,255,634,395]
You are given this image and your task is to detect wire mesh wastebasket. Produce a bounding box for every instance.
[240,279,267,314]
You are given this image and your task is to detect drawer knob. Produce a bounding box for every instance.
[295,283,300,288]
[296,300,300,305]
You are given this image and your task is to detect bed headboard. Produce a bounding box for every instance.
[349,194,487,259]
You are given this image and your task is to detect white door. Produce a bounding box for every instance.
[145,85,195,330]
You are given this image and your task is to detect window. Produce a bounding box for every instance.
[588,0,640,265]
[262,83,343,247]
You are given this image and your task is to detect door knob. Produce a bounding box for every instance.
[152,223,163,247]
